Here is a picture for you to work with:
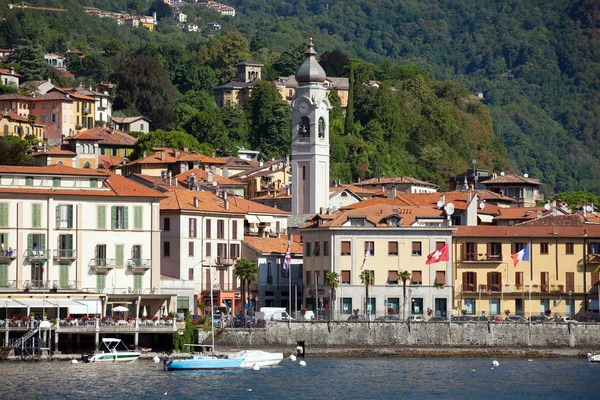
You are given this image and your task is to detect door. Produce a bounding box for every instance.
[0,263,7,287]
[434,298,447,318]
[59,234,73,258]
[96,274,105,292]
[60,264,69,288]
[134,273,142,293]
[31,263,42,286]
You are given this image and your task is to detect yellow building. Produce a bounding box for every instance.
[453,225,600,319]
[70,92,96,131]
[301,202,454,319]
[0,111,44,142]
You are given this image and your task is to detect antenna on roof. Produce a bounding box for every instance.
[524,173,529,178]
[479,202,485,210]
[544,203,551,211]
[436,200,444,208]
[500,172,505,176]
[445,203,455,215]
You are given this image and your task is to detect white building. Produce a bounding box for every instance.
[0,68,20,87]
[291,39,331,214]
[173,11,187,23]
[0,165,167,317]
[44,53,66,70]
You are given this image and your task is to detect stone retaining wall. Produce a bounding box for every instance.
[210,321,600,350]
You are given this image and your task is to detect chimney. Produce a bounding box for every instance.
[153,11,157,21]
[387,185,397,199]
[286,185,291,196]
[207,171,213,183]
[168,170,172,186]
[183,147,188,152]
[259,159,264,168]
[273,189,277,198]
[224,192,229,210]
[193,197,199,208]
[179,163,186,174]
[9,67,14,75]
[174,149,179,159]
[320,207,326,214]
[223,167,229,178]
[439,195,445,208]
[161,151,166,161]
[161,171,167,183]
[466,187,472,203]
[285,154,290,166]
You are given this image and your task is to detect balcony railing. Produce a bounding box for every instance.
[53,249,77,260]
[461,253,503,263]
[88,258,115,272]
[0,249,17,260]
[202,283,239,292]
[458,284,591,294]
[24,249,50,260]
[215,257,234,270]
[50,280,78,290]
[0,280,17,289]
[126,259,152,271]
[82,107,90,115]
[23,280,50,290]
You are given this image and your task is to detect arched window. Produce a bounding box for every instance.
[57,161,64,165]
[83,161,91,169]
[299,117,310,139]
[318,117,325,138]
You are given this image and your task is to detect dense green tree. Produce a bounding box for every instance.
[272,43,305,77]
[319,50,350,77]
[8,40,46,82]
[173,62,218,94]
[148,0,173,20]
[220,106,249,149]
[0,136,35,166]
[131,130,201,160]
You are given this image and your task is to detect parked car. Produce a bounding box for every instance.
[347,315,367,321]
[375,315,400,322]
[470,316,488,322]
[578,314,600,323]
[505,315,528,323]
[292,311,315,321]
[528,315,549,323]
[407,315,427,322]
[190,315,204,324]
[490,315,504,322]
[557,316,578,324]
[428,316,446,321]
[451,316,472,322]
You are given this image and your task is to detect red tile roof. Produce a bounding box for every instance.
[68,127,137,146]
[30,146,76,157]
[229,196,290,215]
[0,164,103,176]
[176,168,244,186]
[124,148,225,167]
[243,236,302,254]
[160,190,246,213]
[98,155,129,169]
[358,176,438,187]
[67,132,102,141]
[1,111,28,123]
[516,214,585,227]
[454,225,600,238]
[493,207,545,220]
[0,68,21,77]
[483,174,542,186]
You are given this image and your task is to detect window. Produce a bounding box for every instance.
[95,244,107,265]
[566,272,574,292]
[133,206,143,230]
[305,242,312,256]
[388,270,398,285]
[411,270,422,285]
[217,219,224,239]
[411,298,423,314]
[323,241,329,256]
[115,244,124,268]
[187,242,194,257]
[26,176,33,186]
[487,242,502,260]
[464,299,476,315]
[0,203,7,227]
[177,297,190,313]
[96,274,105,292]
[489,298,500,315]
[164,217,170,231]
[341,270,351,285]
[388,241,398,256]
[412,241,422,256]
[350,218,365,226]
[83,162,91,169]
[511,242,526,254]
[565,242,574,255]
[515,272,523,287]
[32,204,41,228]
[588,242,600,254]
[205,219,211,238]
[364,241,374,256]
[232,220,238,240]
[515,299,523,315]
[41,115,46,123]
[134,273,142,292]
[306,271,311,285]
[435,271,446,286]
[205,242,211,257]
[97,206,106,229]
[342,298,352,314]
[313,242,320,256]
[189,218,197,237]
[463,242,476,261]
[540,272,549,292]
[52,177,61,187]
[0,263,8,287]
[487,272,501,292]
[189,268,194,281]
[229,243,239,259]
[540,298,550,315]
[42,102,46,109]
[131,244,141,263]
[51,114,56,123]
[163,242,170,257]
[341,241,351,255]
[387,298,400,315]
[56,204,73,229]
[367,298,376,315]
[540,242,549,255]
[58,234,73,258]
[462,271,477,292]
[217,243,227,258]
[90,178,98,188]
[111,206,128,230]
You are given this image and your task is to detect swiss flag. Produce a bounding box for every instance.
[426,243,449,264]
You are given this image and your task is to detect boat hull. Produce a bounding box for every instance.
[167,355,243,371]
[588,353,600,363]
[231,350,284,368]
[91,353,141,363]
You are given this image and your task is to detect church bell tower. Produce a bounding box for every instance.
[291,39,331,215]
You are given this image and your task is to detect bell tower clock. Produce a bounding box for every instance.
[291,39,331,215]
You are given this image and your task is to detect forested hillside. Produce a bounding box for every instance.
[0,0,597,194]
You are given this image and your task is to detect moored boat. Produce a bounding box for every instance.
[89,338,140,363]
[587,352,600,363]
[166,354,243,370]
[229,350,284,368]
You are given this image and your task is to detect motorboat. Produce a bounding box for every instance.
[166,353,243,370]
[89,338,140,363]
[229,350,284,368]
[587,352,600,363]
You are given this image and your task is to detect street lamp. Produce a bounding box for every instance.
[487,289,492,318]
[408,287,412,320]
[568,290,573,318]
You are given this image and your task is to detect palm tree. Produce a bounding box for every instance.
[399,270,411,320]
[359,270,374,318]
[325,271,339,320]
[234,258,258,316]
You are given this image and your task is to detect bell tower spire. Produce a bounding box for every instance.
[291,38,331,215]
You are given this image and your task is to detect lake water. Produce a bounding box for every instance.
[1,356,598,399]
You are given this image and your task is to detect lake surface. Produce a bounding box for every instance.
[1,357,598,399]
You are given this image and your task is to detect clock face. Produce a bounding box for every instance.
[320,101,328,111]
[298,101,309,114]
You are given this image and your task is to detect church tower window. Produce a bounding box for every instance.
[299,117,310,138]
[318,117,325,138]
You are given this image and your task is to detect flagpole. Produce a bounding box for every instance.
[288,241,292,318]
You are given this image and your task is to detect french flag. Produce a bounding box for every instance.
[511,244,530,267]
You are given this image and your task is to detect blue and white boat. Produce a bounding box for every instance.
[166,353,243,370]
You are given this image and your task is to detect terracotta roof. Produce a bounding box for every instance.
[494,207,545,220]
[454,225,600,238]
[243,236,302,254]
[160,190,246,213]
[0,164,104,176]
[483,174,542,186]
[339,184,383,196]
[475,189,517,203]
[0,94,31,101]
[123,148,225,167]
[67,91,96,101]
[0,68,21,77]
[216,156,258,168]
[98,155,129,169]
[176,168,244,186]
[112,116,149,124]
[103,172,166,198]
[358,176,438,188]
[1,111,28,123]
[229,196,290,215]
[31,146,76,157]
[516,214,585,227]
[71,126,137,146]
[67,132,102,141]
[341,196,414,210]
[33,92,72,101]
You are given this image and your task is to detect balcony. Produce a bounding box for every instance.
[126,259,152,271]
[75,123,83,130]
[24,249,50,261]
[0,248,17,261]
[50,280,78,290]
[88,258,115,272]
[82,107,90,115]
[0,280,17,290]
[458,284,590,294]
[202,283,240,292]
[460,253,503,263]
[23,280,50,290]
[215,257,234,270]
[53,249,77,261]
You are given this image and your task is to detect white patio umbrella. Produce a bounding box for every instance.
[113,305,129,312]
[142,306,148,317]
[163,306,168,317]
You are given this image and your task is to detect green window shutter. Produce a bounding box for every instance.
[116,244,124,268]
[55,205,60,228]
[97,274,105,292]
[0,263,8,288]
[111,206,116,229]
[40,233,46,250]
[32,204,41,228]
[26,176,33,186]
[133,206,142,230]
[27,233,33,255]
[90,179,98,188]
[97,206,106,229]
[53,177,60,187]
[0,203,8,227]
[60,264,68,288]
[68,205,73,228]
[124,207,129,230]
[134,273,142,292]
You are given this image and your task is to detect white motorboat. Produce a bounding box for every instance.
[229,350,284,368]
[587,352,600,363]
[89,338,141,363]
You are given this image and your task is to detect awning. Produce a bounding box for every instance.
[68,299,102,314]
[246,215,260,224]
[478,214,494,223]
[257,215,275,224]
[4,298,57,308]
[0,299,29,308]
